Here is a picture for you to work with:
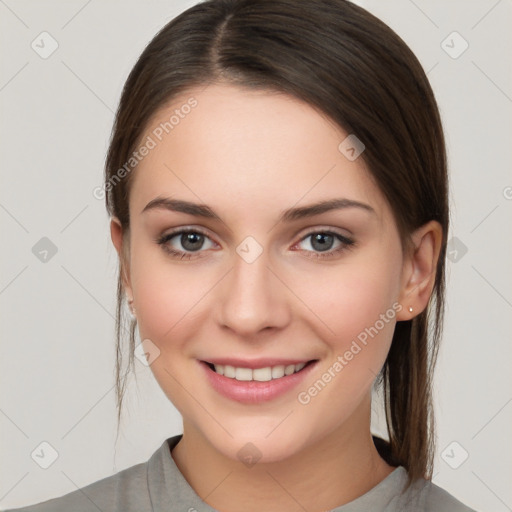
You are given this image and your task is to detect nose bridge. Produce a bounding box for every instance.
[216,243,289,335]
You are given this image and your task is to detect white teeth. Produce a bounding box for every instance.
[295,362,306,372]
[210,362,309,381]
[284,364,295,376]
[252,367,272,381]
[224,365,236,378]
[271,365,285,379]
[235,367,253,381]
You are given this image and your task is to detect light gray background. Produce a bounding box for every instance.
[0,1,510,510]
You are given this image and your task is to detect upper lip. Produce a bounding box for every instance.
[201,357,316,369]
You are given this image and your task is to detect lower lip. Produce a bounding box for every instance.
[199,360,318,404]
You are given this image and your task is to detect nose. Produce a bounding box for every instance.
[215,248,291,338]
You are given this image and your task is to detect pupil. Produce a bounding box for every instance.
[182,232,203,251]
[312,233,333,252]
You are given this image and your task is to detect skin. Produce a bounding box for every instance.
[111,83,442,512]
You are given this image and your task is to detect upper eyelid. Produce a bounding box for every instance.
[164,226,217,242]
[295,225,352,239]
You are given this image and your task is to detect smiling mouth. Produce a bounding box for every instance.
[202,360,317,382]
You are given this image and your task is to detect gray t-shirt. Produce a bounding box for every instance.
[4,434,477,512]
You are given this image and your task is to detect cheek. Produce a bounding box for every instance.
[297,257,401,348]
[129,244,202,346]
[293,270,399,427]
[129,250,209,410]
[292,251,402,417]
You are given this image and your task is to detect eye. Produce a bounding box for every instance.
[294,230,355,259]
[155,227,355,261]
[156,228,216,260]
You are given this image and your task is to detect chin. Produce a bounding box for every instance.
[205,423,312,465]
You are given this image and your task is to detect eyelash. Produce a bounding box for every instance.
[155,227,355,261]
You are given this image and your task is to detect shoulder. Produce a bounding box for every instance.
[420,480,478,512]
[395,474,478,512]
[2,447,157,512]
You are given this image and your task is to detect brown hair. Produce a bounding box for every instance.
[104,0,448,488]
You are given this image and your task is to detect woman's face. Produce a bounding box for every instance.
[115,83,411,463]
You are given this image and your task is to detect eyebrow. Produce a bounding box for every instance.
[141,196,375,222]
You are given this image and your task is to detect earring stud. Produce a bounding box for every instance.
[408,306,413,313]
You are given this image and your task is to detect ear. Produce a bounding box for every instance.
[396,220,443,321]
[110,217,133,301]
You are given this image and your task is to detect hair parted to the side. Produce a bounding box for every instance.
[104,0,448,489]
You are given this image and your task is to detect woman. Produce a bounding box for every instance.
[6,0,478,510]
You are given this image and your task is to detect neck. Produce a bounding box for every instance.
[171,397,395,512]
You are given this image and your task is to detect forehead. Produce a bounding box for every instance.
[129,83,388,223]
